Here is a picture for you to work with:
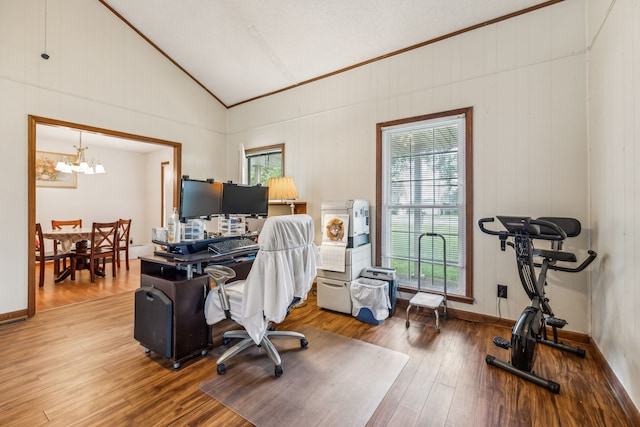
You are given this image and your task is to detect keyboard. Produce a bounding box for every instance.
[208,238,259,255]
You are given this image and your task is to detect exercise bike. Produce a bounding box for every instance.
[478,216,597,394]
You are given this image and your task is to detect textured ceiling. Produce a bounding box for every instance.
[101,0,554,108]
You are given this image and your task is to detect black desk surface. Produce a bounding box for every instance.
[142,248,257,266]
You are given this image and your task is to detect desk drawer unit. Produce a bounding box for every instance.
[137,272,211,368]
[134,286,172,358]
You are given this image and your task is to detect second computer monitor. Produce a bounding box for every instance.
[221,183,269,217]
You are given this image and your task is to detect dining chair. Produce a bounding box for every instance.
[117,219,132,270]
[51,219,83,275]
[35,223,73,287]
[71,221,118,283]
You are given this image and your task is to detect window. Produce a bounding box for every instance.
[245,144,284,186]
[376,108,473,301]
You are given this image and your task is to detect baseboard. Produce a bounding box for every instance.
[0,309,28,326]
[397,297,591,343]
[129,243,154,259]
[589,337,640,425]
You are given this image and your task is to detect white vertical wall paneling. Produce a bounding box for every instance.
[587,0,640,411]
[228,1,589,328]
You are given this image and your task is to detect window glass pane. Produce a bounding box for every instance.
[246,148,282,186]
[380,113,467,296]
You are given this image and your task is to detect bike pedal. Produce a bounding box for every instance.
[492,336,510,349]
[546,317,567,328]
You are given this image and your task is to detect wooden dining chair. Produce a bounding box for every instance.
[51,219,82,275]
[117,219,132,270]
[35,223,72,287]
[71,221,118,283]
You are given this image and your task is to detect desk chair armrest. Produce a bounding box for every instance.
[205,265,237,318]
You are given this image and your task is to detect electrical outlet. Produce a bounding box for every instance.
[497,284,508,299]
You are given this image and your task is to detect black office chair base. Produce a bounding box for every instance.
[216,330,309,376]
[486,354,560,394]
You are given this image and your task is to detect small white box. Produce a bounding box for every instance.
[218,216,245,236]
[182,219,205,241]
[152,227,168,242]
[317,243,371,281]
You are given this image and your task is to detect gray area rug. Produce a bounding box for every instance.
[200,325,409,426]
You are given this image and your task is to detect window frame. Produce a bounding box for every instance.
[244,143,285,186]
[376,107,474,303]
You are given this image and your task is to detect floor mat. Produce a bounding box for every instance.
[200,325,409,426]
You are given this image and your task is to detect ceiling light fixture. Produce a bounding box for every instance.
[55,132,106,175]
[41,0,50,60]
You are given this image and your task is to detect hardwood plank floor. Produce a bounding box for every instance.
[36,260,141,312]
[2,262,633,426]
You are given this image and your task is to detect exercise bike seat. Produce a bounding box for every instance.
[533,249,577,263]
[537,217,581,238]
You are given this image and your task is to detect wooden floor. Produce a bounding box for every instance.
[36,259,141,312]
[0,261,633,426]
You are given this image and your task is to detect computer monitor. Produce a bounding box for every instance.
[178,178,223,222]
[221,182,269,217]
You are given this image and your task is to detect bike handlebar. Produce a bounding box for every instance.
[544,249,598,273]
[477,217,499,235]
[479,216,597,272]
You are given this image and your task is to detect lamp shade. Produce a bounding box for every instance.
[268,176,298,200]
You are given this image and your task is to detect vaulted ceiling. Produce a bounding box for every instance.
[100,0,556,108]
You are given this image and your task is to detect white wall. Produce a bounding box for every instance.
[228,1,590,330]
[587,0,640,411]
[0,0,228,315]
[35,135,172,249]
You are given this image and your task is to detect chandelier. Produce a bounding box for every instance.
[55,132,106,175]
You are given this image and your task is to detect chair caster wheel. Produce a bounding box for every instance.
[406,320,410,328]
[217,364,227,375]
[275,365,283,377]
[548,381,560,394]
[300,338,308,348]
[222,337,230,345]
[436,328,441,333]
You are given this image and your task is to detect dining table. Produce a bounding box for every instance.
[41,228,97,283]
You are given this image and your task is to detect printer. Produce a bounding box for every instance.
[319,199,370,248]
[316,199,372,314]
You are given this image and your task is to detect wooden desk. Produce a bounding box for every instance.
[268,201,307,216]
[135,251,255,368]
[141,248,255,280]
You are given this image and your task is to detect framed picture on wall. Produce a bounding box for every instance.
[35,151,77,188]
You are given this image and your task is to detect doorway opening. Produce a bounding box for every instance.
[28,115,182,316]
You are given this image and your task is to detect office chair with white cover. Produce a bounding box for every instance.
[204,214,321,377]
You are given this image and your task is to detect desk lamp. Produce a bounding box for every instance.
[268,176,298,215]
